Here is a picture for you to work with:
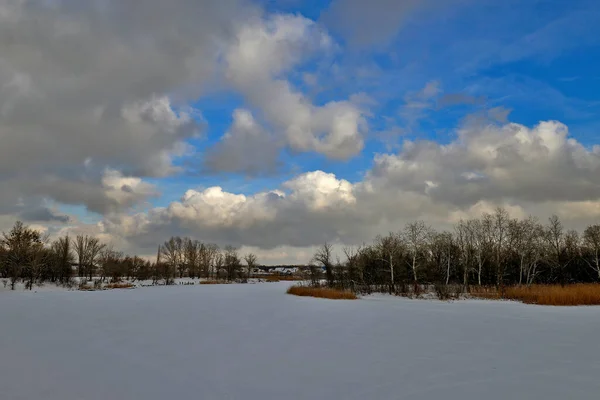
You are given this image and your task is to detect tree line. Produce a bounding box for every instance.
[155,236,257,284]
[4,207,600,292]
[308,208,600,294]
[0,221,258,290]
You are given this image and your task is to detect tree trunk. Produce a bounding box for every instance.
[519,256,524,285]
[412,254,417,282]
[326,265,333,288]
[463,254,469,289]
[389,254,394,293]
[596,250,600,281]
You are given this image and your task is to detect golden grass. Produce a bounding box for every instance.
[287,285,358,300]
[200,280,230,285]
[471,284,600,306]
[264,275,302,282]
[105,282,135,289]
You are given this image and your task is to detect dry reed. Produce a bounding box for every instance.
[105,282,135,289]
[265,275,302,282]
[471,284,600,306]
[287,285,358,300]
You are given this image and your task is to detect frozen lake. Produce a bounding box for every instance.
[1,282,599,399]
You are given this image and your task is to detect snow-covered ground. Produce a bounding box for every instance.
[1,283,599,399]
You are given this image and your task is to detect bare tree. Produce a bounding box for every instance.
[1,221,44,289]
[343,245,364,289]
[199,243,219,278]
[99,246,124,283]
[50,235,74,284]
[564,229,581,280]
[312,243,334,287]
[224,246,241,281]
[183,238,200,278]
[509,217,542,285]
[73,236,86,278]
[160,236,183,283]
[492,207,509,287]
[374,233,402,292]
[213,250,224,280]
[472,215,493,286]
[244,253,258,280]
[583,225,600,280]
[73,235,105,281]
[455,219,475,288]
[403,221,431,283]
[430,231,455,285]
[24,235,49,290]
[129,256,148,281]
[544,215,566,283]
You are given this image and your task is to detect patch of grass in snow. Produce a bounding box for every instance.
[77,281,135,291]
[104,282,135,289]
[199,280,231,285]
[287,285,358,300]
[471,284,600,306]
[264,275,302,282]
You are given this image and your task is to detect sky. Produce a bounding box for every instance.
[1,0,600,264]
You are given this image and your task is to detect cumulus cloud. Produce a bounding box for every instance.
[0,2,371,227]
[371,120,600,206]
[225,13,367,159]
[101,169,159,211]
[283,171,356,211]
[97,170,366,252]
[0,0,244,218]
[85,118,600,262]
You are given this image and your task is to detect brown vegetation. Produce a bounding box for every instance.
[287,285,358,300]
[265,275,302,282]
[200,280,231,285]
[470,284,600,306]
[105,282,135,289]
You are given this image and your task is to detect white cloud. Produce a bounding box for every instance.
[371,120,600,206]
[0,3,372,225]
[283,171,356,211]
[168,187,279,229]
[225,13,366,159]
[101,169,158,210]
[0,0,242,217]
[78,118,600,263]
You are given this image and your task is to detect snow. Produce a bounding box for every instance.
[1,283,600,399]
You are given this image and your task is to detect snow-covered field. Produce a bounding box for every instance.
[1,283,599,400]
